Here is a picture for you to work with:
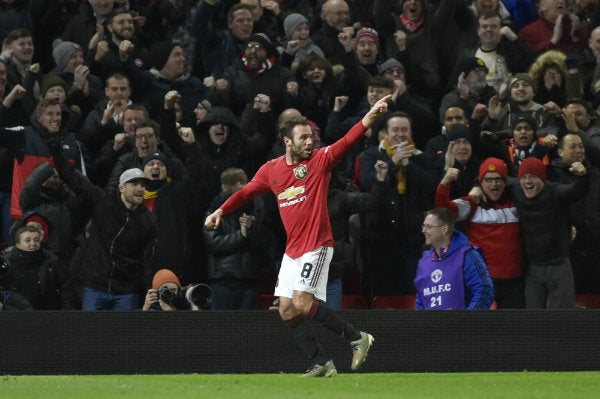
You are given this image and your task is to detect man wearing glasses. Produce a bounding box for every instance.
[105,119,185,189]
[414,207,494,310]
[435,157,524,308]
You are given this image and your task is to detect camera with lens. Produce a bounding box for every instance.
[150,283,212,310]
[181,284,212,310]
[151,286,176,309]
[157,286,175,303]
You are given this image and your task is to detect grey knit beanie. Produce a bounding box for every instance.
[284,13,309,38]
[52,39,83,73]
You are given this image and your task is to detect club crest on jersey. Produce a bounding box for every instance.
[431,269,443,283]
[293,164,308,179]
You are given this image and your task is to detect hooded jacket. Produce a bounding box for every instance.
[0,114,85,220]
[195,107,267,196]
[19,162,87,261]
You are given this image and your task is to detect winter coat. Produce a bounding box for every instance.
[195,107,268,196]
[2,246,61,310]
[51,145,157,294]
[204,193,270,282]
[0,118,86,220]
[217,56,292,117]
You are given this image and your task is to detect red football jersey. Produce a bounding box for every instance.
[220,121,367,258]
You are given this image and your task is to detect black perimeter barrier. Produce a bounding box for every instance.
[1,310,600,375]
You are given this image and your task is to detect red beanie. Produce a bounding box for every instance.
[152,269,181,289]
[518,157,547,182]
[24,214,50,241]
[354,27,380,50]
[478,157,508,183]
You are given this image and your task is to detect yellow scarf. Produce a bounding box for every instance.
[143,177,172,199]
[382,138,407,194]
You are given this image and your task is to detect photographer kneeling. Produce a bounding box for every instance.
[143,269,181,311]
[143,268,213,311]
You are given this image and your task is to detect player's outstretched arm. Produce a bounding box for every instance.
[204,209,223,229]
[361,94,392,128]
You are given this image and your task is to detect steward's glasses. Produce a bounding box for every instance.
[422,224,444,230]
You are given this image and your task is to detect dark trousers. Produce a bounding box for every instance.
[364,238,420,297]
[210,282,256,310]
[525,258,575,309]
[493,277,526,309]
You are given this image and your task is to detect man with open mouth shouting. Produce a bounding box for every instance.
[511,156,588,309]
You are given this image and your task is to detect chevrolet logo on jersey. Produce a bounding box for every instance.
[278,185,305,201]
[293,164,308,179]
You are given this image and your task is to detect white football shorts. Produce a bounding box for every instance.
[274,246,333,301]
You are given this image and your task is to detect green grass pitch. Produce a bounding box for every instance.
[2,372,600,399]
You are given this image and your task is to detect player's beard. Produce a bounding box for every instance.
[289,140,312,163]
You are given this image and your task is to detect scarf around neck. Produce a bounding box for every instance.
[383,138,409,194]
[241,55,276,74]
[15,248,46,270]
[400,13,425,33]
[144,177,171,200]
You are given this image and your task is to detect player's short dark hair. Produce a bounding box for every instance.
[279,115,309,140]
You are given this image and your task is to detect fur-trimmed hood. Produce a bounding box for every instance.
[528,50,567,82]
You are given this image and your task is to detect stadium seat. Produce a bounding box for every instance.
[575,294,600,309]
[371,295,416,310]
[341,294,370,310]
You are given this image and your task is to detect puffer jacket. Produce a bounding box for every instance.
[203,193,270,282]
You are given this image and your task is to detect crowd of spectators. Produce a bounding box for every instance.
[0,0,600,311]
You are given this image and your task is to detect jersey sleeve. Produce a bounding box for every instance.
[220,163,271,215]
[327,120,367,161]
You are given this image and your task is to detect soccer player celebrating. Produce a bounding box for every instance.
[204,95,391,377]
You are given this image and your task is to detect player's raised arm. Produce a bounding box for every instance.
[361,94,392,128]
